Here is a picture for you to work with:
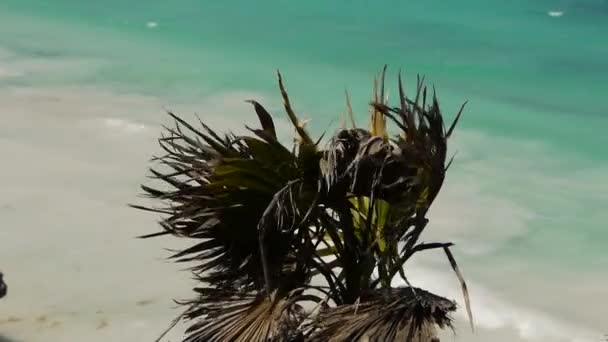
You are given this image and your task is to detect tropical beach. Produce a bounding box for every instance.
[0,1,607,341]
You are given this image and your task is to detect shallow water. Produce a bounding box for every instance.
[0,1,607,341]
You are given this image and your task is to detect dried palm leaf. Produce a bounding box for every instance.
[306,287,456,342]
[180,288,313,342]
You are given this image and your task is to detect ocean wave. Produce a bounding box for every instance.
[0,44,106,86]
[0,67,23,79]
[548,10,564,17]
[101,117,147,133]
[423,127,608,258]
[393,266,602,342]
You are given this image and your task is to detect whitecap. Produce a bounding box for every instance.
[146,21,158,29]
[102,117,146,133]
[548,10,564,17]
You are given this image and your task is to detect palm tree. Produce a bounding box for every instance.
[132,66,472,342]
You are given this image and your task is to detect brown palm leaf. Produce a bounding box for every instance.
[305,287,456,342]
[179,288,313,342]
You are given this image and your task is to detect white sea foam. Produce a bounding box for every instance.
[394,266,602,342]
[102,117,147,133]
[548,10,564,17]
[0,67,23,79]
[146,21,158,28]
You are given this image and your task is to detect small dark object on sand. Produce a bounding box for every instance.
[0,272,6,299]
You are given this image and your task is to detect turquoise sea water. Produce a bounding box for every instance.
[0,1,606,341]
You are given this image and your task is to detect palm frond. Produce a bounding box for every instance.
[305,287,456,342]
[277,70,313,145]
[246,100,278,140]
[180,288,313,342]
[134,107,308,290]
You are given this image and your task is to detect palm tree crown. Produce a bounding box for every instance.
[133,66,472,342]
